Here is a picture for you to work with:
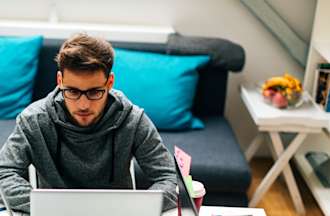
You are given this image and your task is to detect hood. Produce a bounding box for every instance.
[45,87,133,136]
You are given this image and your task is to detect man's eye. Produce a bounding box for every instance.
[88,89,100,95]
[67,89,80,95]
[86,89,105,99]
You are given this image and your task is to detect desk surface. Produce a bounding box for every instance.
[162,206,267,216]
[0,206,267,216]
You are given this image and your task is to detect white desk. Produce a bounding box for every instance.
[0,206,266,216]
[240,86,329,215]
[162,206,267,216]
[200,206,266,216]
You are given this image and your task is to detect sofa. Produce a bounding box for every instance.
[0,33,251,207]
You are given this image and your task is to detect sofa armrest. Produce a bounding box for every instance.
[166,33,245,72]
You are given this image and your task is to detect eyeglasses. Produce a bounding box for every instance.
[60,75,109,100]
[61,88,106,100]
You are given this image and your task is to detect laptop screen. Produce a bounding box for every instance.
[174,155,198,216]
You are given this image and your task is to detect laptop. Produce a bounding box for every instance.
[30,189,163,216]
[174,155,199,216]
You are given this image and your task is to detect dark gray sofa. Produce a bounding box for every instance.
[0,33,251,207]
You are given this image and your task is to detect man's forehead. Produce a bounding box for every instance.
[62,68,107,78]
[61,70,108,89]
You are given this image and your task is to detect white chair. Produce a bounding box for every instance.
[28,165,37,189]
[130,158,136,190]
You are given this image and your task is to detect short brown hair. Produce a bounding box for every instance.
[55,33,114,77]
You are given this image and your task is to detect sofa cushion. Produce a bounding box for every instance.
[135,117,251,193]
[112,48,209,130]
[0,36,43,119]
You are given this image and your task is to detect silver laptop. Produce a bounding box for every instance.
[30,189,163,216]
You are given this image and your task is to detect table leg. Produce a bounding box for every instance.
[245,133,265,162]
[249,132,307,212]
[266,135,285,182]
[269,132,306,215]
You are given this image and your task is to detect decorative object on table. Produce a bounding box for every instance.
[261,73,303,109]
[313,63,330,111]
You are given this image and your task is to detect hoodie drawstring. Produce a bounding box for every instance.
[109,129,116,182]
[55,124,63,177]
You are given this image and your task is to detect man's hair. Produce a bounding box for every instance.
[55,33,114,77]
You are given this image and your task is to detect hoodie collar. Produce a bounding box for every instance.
[46,87,133,135]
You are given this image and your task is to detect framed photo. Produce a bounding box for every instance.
[313,64,330,110]
[326,88,330,112]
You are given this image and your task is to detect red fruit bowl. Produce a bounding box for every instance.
[261,89,303,109]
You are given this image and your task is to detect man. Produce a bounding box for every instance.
[0,33,177,213]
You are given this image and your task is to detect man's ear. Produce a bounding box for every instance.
[57,71,63,88]
[107,72,115,89]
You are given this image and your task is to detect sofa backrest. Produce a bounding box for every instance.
[32,35,244,118]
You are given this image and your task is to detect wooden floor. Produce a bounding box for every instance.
[248,158,324,216]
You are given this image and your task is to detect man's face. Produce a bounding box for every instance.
[57,69,114,127]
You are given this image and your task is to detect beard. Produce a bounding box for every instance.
[63,106,103,128]
[63,97,109,127]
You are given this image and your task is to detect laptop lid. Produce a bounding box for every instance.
[174,155,198,216]
[30,189,163,216]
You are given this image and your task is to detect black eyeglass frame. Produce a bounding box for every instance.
[59,71,111,100]
[60,88,107,100]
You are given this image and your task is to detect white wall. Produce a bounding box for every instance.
[0,0,316,155]
[267,0,316,43]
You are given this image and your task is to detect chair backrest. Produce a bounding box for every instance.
[28,165,37,189]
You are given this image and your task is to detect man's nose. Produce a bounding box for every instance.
[77,94,91,110]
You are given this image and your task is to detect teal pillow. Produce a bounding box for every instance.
[0,35,43,119]
[113,48,210,130]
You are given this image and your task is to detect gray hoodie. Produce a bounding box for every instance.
[0,88,177,213]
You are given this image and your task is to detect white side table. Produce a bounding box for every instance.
[240,86,329,215]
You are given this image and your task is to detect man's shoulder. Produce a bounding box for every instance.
[19,97,50,123]
[130,104,144,118]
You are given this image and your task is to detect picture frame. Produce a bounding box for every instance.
[313,63,330,110]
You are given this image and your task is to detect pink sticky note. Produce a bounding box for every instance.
[174,146,192,177]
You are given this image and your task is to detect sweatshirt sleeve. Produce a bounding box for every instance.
[133,112,177,211]
[0,115,33,213]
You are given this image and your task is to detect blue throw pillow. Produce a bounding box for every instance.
[113,48,210,130]
[0,35,43,119]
